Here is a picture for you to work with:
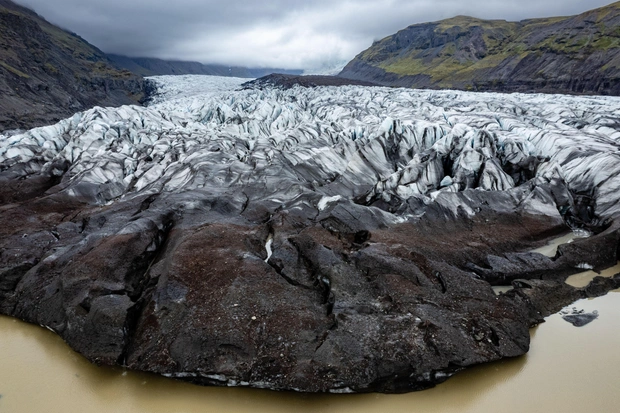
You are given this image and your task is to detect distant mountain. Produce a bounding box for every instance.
[108,54,303,79]
[339,1,620,95]
[0,0,147,131]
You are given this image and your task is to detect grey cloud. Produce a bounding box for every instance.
[15,0,614,70]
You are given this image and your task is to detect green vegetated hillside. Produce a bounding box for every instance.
[0,0,146,130]
[339,1,620,94]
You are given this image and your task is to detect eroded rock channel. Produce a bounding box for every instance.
[1,75,619,393]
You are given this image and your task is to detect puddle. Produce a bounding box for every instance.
[530,230,590,258]
[493,231,618,296]
[565,262,620,288]
[1,290,619,413]
[492,285,513,295]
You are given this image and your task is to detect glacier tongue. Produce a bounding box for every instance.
[1,75,620,393]
[2,75,619,219]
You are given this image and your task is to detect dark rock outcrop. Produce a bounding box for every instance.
[339,2,620,95]
[243,73,379,89]
[561,308,600,327]
[0,0,147,131]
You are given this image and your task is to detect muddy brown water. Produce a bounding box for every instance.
[529,230,590,257]
[1,233,619,413]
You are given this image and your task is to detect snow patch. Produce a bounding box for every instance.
[318,195,342,211]
[264,235,273,263]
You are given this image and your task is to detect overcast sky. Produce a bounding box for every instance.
[15,0,614,70]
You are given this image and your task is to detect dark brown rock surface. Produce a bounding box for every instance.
[1,177,618,393]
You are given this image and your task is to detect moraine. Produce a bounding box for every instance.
[0,75,619,393]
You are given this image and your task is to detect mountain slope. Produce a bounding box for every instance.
[108,54,303,78]
[0,0,146,130]
[339,2,620,94]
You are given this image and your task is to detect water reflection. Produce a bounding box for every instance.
[1,291,619,413]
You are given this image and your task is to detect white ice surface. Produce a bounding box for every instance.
[2,75,620,217]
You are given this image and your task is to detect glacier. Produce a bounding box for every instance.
[2,75,619,220]
[0,75,619,393]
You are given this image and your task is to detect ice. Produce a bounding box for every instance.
[2,75,620,220]
[318,195,342,211]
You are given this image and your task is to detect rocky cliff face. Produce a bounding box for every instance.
[339,2,620,95]
[0,0,147,131]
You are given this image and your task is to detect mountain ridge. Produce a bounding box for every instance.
[339,1,620,94]
[108,54,303,78]
[0,0,147,131]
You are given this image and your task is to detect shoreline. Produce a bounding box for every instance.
[1,289,618,412]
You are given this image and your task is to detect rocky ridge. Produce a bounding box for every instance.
[0,0,147,131]
[1,75,620,392]
[339,2,620,95]
[242,73,379,89]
